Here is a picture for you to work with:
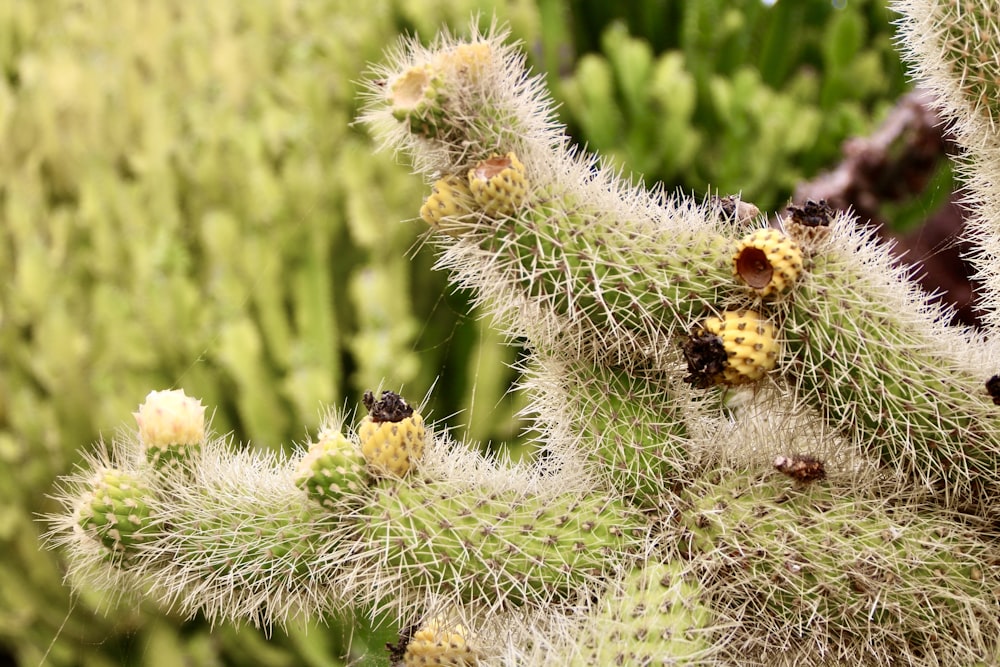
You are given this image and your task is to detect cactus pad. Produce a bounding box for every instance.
[574,560,713,665]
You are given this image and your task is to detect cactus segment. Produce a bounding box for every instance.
[894,2,1000,327]
[420,176,476,235]
[527,351,692,510]
[683,310,779,388]
[682,472,1000,662]
[733,228,803,297]
[404,616,479,666]
[295,428,369,509]
[469,205,738,350]
[467,152,528,217]
[785,243,1000,517]
[133,389,206,468]
[359,390,426,478]
[366,483,644,608]
[76,468,155,563]
[573,560,713,666]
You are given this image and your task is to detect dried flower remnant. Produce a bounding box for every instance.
[773,454,827,484]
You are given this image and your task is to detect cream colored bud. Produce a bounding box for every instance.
[134,389,206,449]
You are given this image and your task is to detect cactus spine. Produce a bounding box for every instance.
[48,6,1000,665]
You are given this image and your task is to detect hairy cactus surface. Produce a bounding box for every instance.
[48,3,1000,665]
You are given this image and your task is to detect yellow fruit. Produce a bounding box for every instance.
[733,228,804,297]
[433,42,493,82]
[420,176,474,235]
[404,617,478,667]
[467,152,527,216]
[358,390,426,478]
[683,310,779,387]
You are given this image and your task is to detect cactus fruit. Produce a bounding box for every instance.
[733,228,804,297]
[294,428,368,509]
[467,152,528,217]
[420,176,476,235]
[133,389,206,468]
[75,468,154,563]
[404,616,479,667]
[682,310,779,388]
[358,390,426,478]
[433,42,493,83]
[391,65,448,139]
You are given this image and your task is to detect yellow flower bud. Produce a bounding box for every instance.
[420,176,475,235]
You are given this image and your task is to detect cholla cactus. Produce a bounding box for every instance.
[48,5,1000,665]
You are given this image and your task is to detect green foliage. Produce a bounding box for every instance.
[553,0,909,210]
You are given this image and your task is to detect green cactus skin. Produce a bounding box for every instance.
[681,470,1000,664]
[295,429,369,509]
[462,196,739,351]
[570,559,715,666]
[118,441,356,627]
[783,223,1000,518]
[525,351,694,511]
[363,481,645,609]
[76,468,155,563]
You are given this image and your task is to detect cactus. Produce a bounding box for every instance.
[45,3,1000,666]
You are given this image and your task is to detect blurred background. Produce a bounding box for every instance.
[0,0,964,664]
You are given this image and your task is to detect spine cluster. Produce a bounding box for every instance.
[48,5,1000,665]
